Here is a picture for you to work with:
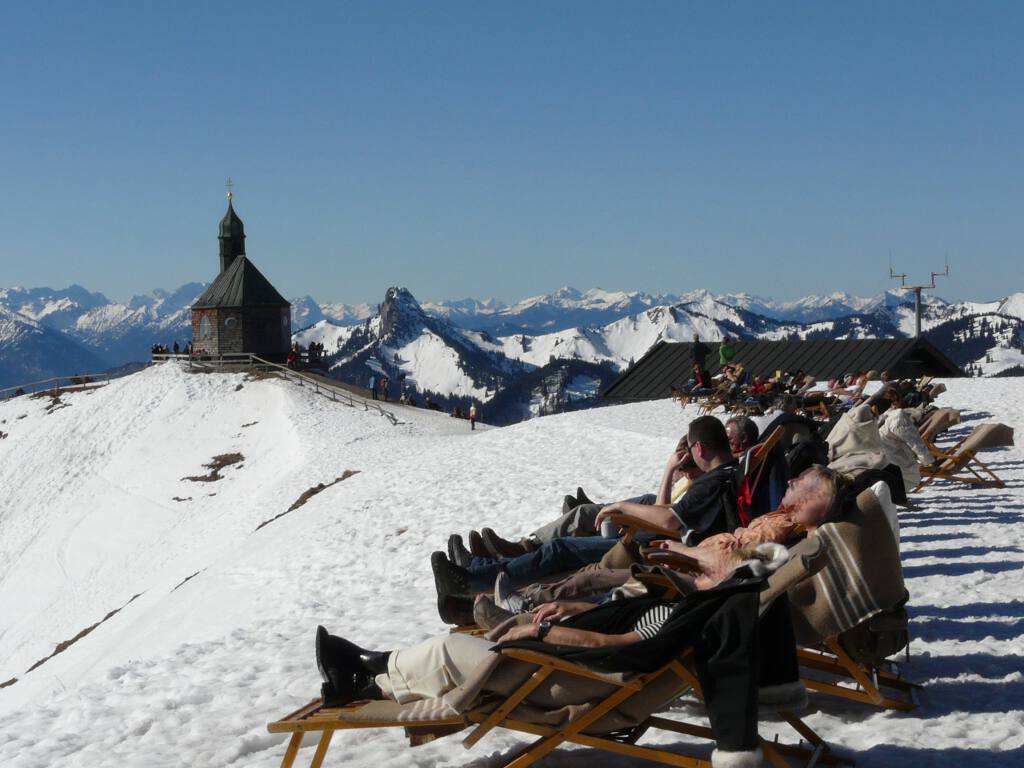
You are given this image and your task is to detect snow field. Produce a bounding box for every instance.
[0,368,1022,766]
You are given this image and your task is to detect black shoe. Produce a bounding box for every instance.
[316,625,391,677]
[431,551,473,621]
[562,494,579,514]
[576,487,594,506]
[439,594,476,625]
[447,533,474,568]
[467,530,490,558]
[481,527,527,559]
[319,668,380,708]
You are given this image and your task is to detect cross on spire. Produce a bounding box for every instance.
[226,177,234,201]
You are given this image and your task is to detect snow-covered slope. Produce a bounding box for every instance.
[1,366,1023,767]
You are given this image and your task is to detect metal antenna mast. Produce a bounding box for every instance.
[889,257,950,338]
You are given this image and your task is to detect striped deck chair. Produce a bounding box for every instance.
[788,486,920,710]
[643,485,919,711]
[916,422,1014,490]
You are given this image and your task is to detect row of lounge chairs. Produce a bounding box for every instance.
[266,383,1014,767]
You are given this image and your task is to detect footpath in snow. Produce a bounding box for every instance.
[0,364,1022,767]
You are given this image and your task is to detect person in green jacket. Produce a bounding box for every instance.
[719,336,736,366]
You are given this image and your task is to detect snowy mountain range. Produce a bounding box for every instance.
[293,285,1024,422]
[3,282,1023,414]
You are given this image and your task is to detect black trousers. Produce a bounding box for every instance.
[696,595,799,752]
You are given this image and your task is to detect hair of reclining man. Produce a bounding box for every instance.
[725,415,760,455]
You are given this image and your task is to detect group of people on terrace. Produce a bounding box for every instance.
[309,371,959,764]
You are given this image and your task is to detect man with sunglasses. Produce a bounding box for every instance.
[595,415,740,545]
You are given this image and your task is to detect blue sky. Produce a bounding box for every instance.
[0,1,1020,305]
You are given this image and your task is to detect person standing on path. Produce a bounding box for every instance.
[692,334,710,369]
[369,374,377,400]
[469,403,478,430]
[719,336,736,367]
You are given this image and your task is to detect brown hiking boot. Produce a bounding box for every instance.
[472,595,516,630]
[467,529,490,558]
[481,527,527,559]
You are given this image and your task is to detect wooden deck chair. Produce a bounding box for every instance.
[787,486,920,711]
[916,407,961,455]
[268,545,851,768]
[643,486,920,712]
[916,422,1014,490]
[799,393,831,422]
[697,381,731,416]
[267,650,848,768]
[797,637,919,712]
[671,385,694,406]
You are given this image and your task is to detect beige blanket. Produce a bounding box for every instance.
[826,404,889,475]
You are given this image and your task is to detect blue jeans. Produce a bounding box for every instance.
[464,536,618,592]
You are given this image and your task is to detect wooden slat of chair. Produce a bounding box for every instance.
[267,650,849,768]
[917,449,1006,490]
[798,641,919,711]
[462,664,554,748]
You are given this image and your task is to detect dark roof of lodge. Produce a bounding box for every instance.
[603,337,964,402]
[192,255,290,309]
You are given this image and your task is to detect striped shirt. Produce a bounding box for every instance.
[632,603,675,640]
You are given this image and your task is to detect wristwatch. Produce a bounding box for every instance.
[536,620,553,641]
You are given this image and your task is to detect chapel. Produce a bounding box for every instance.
[191,187,291,360]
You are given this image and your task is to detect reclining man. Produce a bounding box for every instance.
[432,417,740,622]
[473,415,757,560]
[487,464,839,616]
[315,573,802,767]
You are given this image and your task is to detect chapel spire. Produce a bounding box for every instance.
[218,178,246,273]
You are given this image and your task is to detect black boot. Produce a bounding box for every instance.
[575,486,594,506]
[316,626,391,677]
[447,533,474,568]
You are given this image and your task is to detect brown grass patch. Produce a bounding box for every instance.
[182,452,244,482]
[23,593,144,676]
[254,470,361,531]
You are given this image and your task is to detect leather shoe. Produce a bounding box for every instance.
[447,533,474,567]
[316,625,391,676]
[481,527,527,559]
[467,530,490,558]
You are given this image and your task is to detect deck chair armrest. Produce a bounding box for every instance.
[496,647,643,690]
[641,549,702,574]
[604,513,682,541]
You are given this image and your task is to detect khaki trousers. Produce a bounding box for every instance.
[376,632,494,704]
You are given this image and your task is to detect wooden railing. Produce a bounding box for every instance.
[152,353,399,424]
[247,355,399,424]
[1,354,400,425]
[0,371,117,401]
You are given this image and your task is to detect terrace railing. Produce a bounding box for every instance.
[0,371,116,402]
